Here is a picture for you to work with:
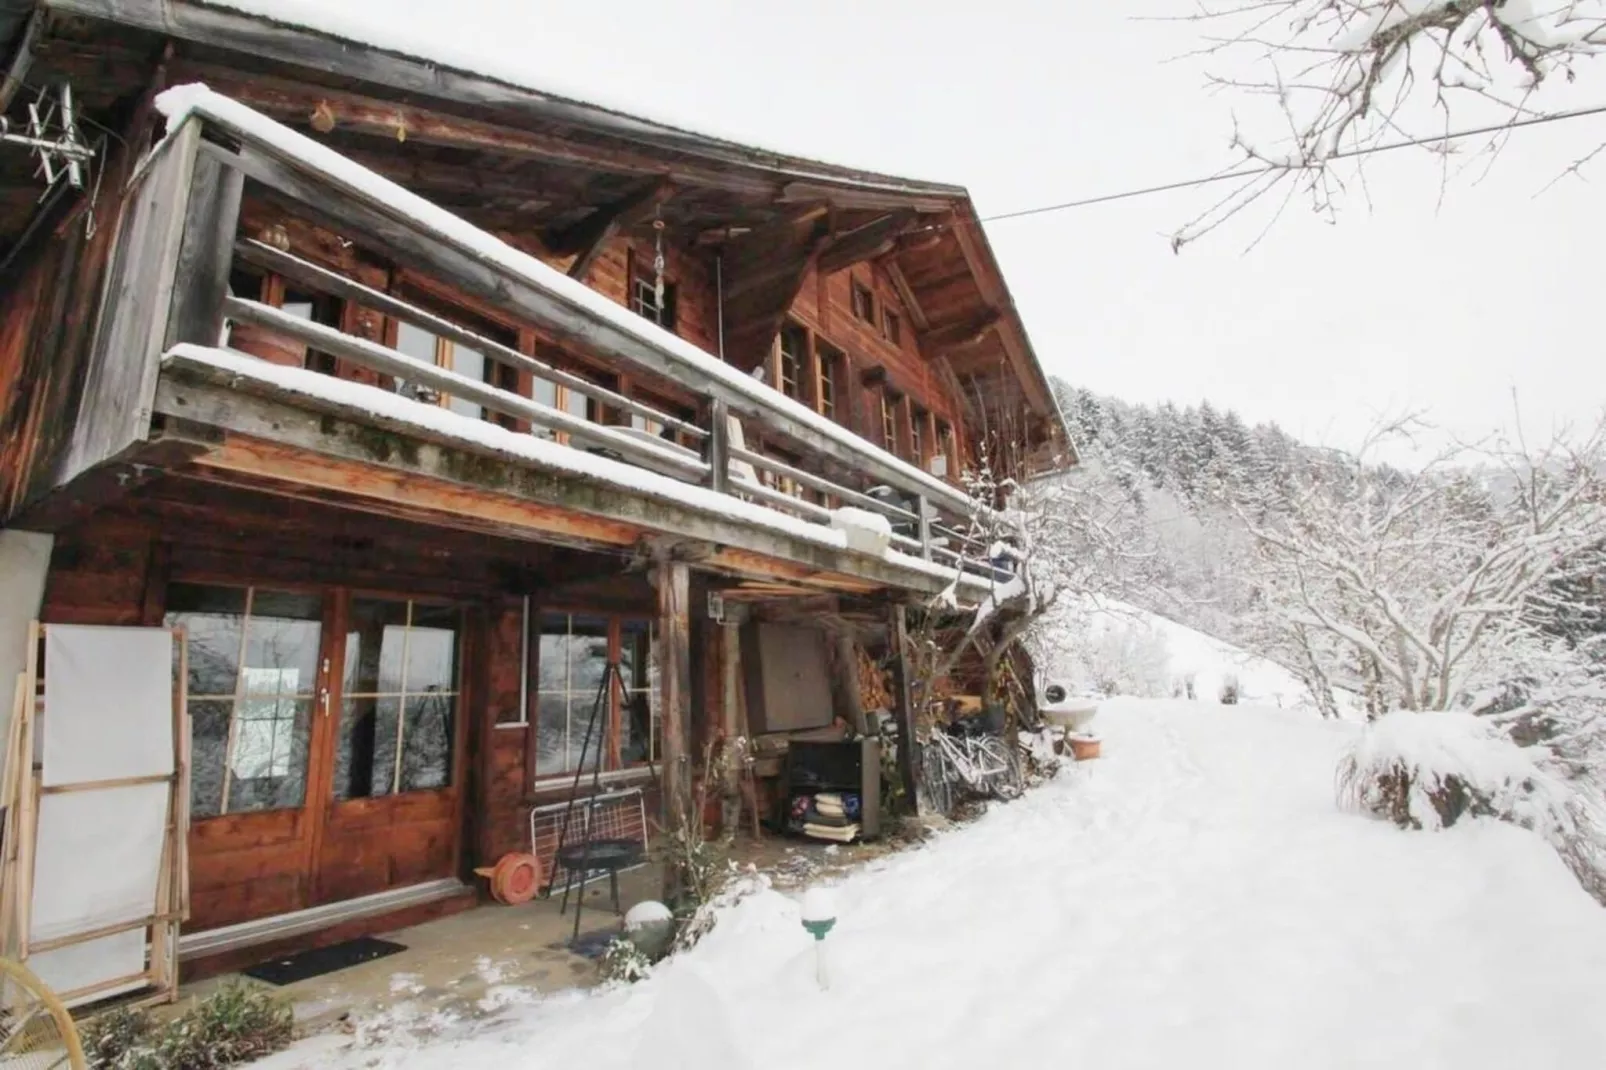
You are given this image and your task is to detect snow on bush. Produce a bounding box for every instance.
[1339,712,1572,832]
[1338,711,1606,904]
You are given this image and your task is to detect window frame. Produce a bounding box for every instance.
[630,271,679,332]
[882,308,902,346]
[529,609,658,786]
[165,583,325,820]
[880,391,901,455]
[335,597,465,800]
[851,279,875,324]
[814,340,843,421]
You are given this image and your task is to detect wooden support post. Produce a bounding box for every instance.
[886,606,921,816]
[165,152,245,348]
[915,495,933,561]
[833,631,869,736]
[705,398,730,495]
[653,555,692,904]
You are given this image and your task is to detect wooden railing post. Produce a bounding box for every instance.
[165,152,244,348]
[704,398,730,495]
[915,495,933,561]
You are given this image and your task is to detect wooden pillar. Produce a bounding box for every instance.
[653,555,691,902]
[886,605,921,816]
[833,631,868,736]
[165,150,245,348]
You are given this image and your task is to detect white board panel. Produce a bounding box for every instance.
[42,625,174,786]
[31,783,169,944]
[28,930,146,1003]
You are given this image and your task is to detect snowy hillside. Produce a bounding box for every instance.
[1037,597,1325,711]
[255,699,1606,1070]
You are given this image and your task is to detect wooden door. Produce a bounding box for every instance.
[170,586,469,933]
[311,594,467,906]
[168,583,338,933]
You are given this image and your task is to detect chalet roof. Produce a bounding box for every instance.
[3,0,1073,458]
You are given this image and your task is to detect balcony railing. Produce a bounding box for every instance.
[84,87,1014,585]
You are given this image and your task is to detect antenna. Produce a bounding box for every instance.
[1,81,104,235]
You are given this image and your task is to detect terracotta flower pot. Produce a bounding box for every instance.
[1069,735,1102,761]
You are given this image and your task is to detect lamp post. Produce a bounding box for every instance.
[800,888,837,991]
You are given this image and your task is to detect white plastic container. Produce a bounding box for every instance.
[1038,681,1099,732]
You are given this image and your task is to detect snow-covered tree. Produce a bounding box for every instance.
[1238,417,1606,717]
[1180,1,1606,245]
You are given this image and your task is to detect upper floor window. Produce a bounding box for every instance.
[934,420,955,478]
[882,310,902,346]
[816,342,842,421]
[880,392,899,454]
[910,404,927,463]
[777,324,807,402]
[395,320,488,420]
[851,280,875,324]
[631,274,678,332]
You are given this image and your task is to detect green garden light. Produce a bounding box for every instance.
[801,888,837,991]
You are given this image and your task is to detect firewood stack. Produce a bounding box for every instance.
[856,647,892,711]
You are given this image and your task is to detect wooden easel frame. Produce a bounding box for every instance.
[0,623,190,1010]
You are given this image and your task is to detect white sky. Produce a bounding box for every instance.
[231,0,1606,457]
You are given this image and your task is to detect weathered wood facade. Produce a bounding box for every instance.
[0,0,1070,975]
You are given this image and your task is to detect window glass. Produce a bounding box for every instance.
[336,599,459,799]
[165,584,321,818]
[534,613,654,777]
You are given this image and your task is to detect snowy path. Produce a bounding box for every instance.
[265,700,1606,1070]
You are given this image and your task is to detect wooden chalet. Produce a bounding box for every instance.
[0,0,1070,979]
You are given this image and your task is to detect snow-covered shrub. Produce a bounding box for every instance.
[671,873,770,957]
[599,937,653,984]
[1082,621,1172,698]
[1219,674,1240,705]
[1338,712,1606,903]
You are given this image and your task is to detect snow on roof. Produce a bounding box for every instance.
[164,343,976,590]
[153,83,981,520]
[206,0,954,187]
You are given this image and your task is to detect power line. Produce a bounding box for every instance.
[977,102,1606,225]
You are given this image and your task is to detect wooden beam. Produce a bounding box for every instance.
[151,361,969,597]
[815,211,917,276]
[919,309,1002,358]
[883,258,929,331]
[777,181,954,215]
[549,178,675,279]
[720,217,831,372]
[653,554,692,904]
[162,59,780,194]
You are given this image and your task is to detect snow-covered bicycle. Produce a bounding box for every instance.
[921,718,1024,812]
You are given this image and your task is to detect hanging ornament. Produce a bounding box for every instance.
[652,209,667,310]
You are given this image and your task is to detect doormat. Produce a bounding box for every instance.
[241,936,407,986]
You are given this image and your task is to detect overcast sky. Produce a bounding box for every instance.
[235,0,1605,458]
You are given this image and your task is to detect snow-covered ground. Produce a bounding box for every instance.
[1041,597,1325,710]
[258,699,1606,1070]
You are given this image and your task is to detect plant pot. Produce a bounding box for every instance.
[1069,735,1102,761]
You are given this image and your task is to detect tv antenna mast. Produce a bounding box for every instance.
[1,82,104,236]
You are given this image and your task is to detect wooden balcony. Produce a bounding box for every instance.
[54,89,1015,600]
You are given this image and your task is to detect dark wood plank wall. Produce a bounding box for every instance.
[34,483,707,919]
[0,150,133,520]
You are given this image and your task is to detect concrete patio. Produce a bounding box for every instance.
[178,831,911,1044]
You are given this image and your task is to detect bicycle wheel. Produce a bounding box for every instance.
[0,958,85,1069]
